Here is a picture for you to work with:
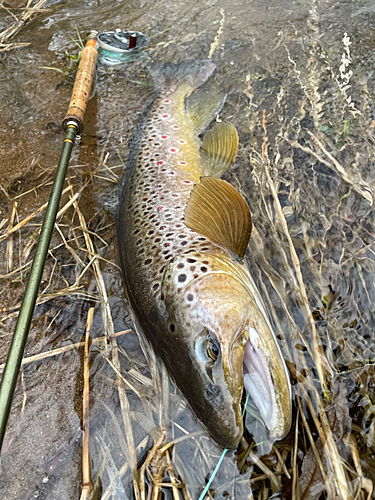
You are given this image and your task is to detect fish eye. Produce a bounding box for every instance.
[207,340,219,360]
[195,332,220,365]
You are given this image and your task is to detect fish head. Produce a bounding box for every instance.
[161,252,292,449]
[162,254,252,449]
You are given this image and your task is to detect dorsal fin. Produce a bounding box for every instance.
[186,88,226,134]
[200,122,239,177]
[184,177,251,259]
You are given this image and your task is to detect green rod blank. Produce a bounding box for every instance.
[0,125,77,451]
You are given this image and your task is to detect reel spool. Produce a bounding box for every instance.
[97,29,150,65]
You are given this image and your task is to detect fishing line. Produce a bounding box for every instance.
[198,393,250,500]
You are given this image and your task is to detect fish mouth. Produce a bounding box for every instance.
[241,325,292,440]
[242,339,275,431]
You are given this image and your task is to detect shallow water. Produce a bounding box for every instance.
[1,0,375,498]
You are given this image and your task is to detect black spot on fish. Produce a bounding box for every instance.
[187,258,196,263]
[187,294,194,301]
[145,259,152,265]
[153,283,159,291]
[178,274,187,283]
[201,267,207,272]
[170,324,175,332]
[177,263,184,269]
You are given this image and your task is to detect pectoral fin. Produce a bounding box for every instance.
[184,176,251,259]
[201,122,239,177]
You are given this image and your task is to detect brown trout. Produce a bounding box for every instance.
[116,61,291,449]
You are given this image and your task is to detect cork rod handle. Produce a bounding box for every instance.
[62,37,98,133]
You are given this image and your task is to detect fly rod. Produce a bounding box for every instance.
[0,30,98,452]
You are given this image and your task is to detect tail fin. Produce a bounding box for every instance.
[149,60,216,93]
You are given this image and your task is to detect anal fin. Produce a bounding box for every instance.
[184,177,251,259]
[200,122,239,177]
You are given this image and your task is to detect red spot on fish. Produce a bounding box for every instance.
[145,152,150,156]
[164,243,171,247]
[160,225,167,229]
[162,135,168,139]
[168,89,174,93]
[169,171,175,175]
[162,114,169,118]
[157,184,162,188]
[179,161,187,165]
[170,148,176,153]
[172,194,179,197]
[164,99,170,103]
[158,207,164,211]
[173,125,179,129]
[157,161,164,165]
[180,140,185,143]
[183,180,192,184]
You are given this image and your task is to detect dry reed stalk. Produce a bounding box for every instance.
[270,446,290,478]
[159,431,204,455]
[105,356,143,400]
[208,8,225,59]
[80,307,94,500]
[13,178,53,200]
[248,450,281,492]
[138,430,166,500]
[250,470,290,484]
[165,449,183,500]
[0,284,96,322]
[100,436,149,500]
[0,256,31,279]
[299,384,352,500]
[295,395,329,488]
[0,0,50,44]
[0,41,30,51]
[292,407,299,500]
[261,109,328,397]
[307,131,373,204]
[0,185,73,243]
[6,200,18,273]
[344,433,373,500]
